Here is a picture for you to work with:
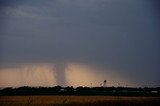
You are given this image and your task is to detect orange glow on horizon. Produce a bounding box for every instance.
[0,63,135,87]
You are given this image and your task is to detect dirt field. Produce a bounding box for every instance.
[0,96,160,106]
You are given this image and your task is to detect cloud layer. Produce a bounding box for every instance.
[0,0,160,87]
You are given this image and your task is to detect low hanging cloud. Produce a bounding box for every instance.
[0,0,160,87]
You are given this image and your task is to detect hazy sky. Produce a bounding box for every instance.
[0,0,160,87]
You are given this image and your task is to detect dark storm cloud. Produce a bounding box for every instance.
[0,0,160,87]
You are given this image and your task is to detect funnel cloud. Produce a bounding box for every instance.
[54,63,68,87]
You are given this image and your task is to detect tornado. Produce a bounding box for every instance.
[53,62,68,87]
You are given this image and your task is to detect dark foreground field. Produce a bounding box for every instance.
[0,96,160,106]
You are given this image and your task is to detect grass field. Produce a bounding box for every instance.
[0,96,160,106]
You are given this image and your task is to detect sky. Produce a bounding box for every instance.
[0,0,160,87]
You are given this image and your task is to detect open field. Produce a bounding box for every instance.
[0,96,160,106]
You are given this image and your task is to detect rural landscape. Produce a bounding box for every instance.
[0,95,160,106]
[1,0,160,106]
[0,86,160,106]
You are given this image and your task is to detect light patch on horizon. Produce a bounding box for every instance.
[66,63,134,87]
[0,63,135,87]
[0,64,56,87]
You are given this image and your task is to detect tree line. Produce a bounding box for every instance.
[0,86,160,96]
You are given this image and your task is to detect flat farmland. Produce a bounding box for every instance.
[0,96,160,106]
